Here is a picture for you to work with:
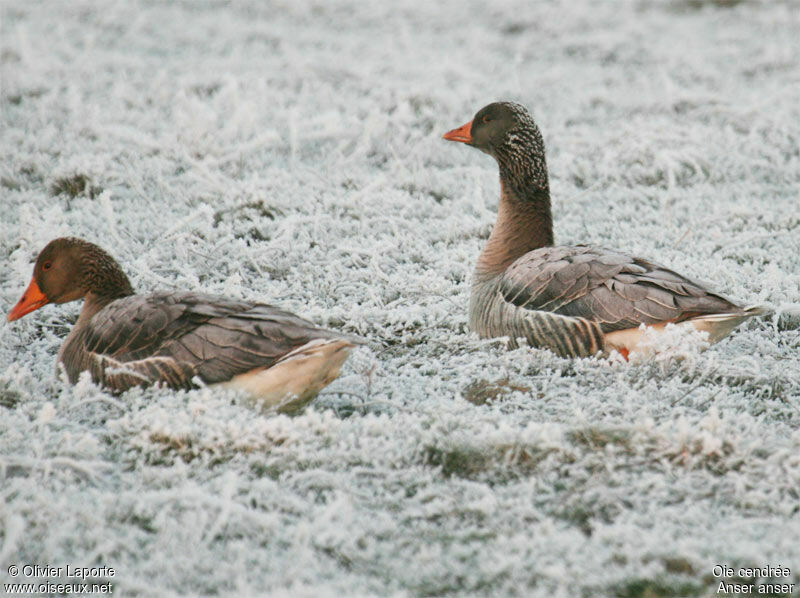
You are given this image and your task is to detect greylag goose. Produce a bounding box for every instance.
[443,101,767,359]
[7,237,357,412]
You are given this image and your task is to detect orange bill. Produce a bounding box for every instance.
[7,277,49,322]
[442,120,473,144]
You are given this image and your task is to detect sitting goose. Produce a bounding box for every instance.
[7,237,357,412]
[443,101,766,359]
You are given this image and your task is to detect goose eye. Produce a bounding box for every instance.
[42,261,53,271]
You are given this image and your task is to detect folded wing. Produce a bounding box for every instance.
[500,245,742,333]
[74,292,352,392]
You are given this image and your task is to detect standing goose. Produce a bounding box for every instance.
[443,101,766,359]
[7,237,358,413]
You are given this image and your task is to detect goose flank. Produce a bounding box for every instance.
[443,101,767,359]
[7,237,358,413]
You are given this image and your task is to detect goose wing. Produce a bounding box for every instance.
[499,245,740,333]
[77,292,351,391]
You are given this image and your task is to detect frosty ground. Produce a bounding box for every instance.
[1,1,799,596]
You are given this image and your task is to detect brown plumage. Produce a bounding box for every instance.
[444,101,768,358]
[7,237,358,412]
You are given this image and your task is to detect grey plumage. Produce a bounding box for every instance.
[7,237,359,410]
[500,245,740,333]
[470,246,758,357]
[59,291,354,393]
[445,102,768,358]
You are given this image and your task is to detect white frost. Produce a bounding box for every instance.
[1,0,798,596]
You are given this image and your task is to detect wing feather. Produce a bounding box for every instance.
[73,292,354,392]
[500,245,741,333]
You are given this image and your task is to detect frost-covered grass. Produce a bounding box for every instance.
[2,1,799,596]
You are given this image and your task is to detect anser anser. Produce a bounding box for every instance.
[7,237,357,412]
[443,101,766,359]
